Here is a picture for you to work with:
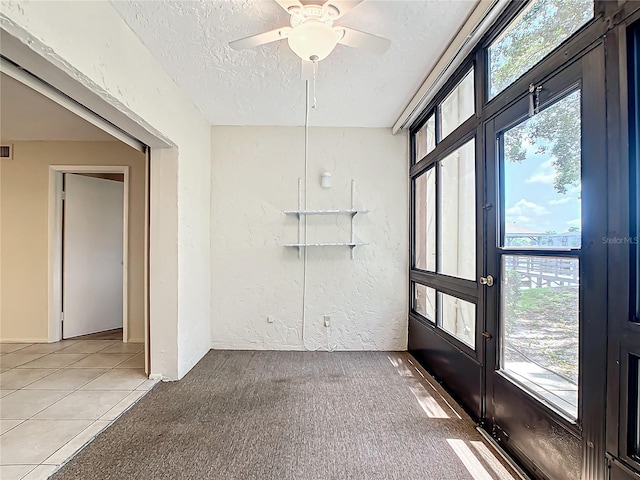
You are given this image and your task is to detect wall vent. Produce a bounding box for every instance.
[0,145,13,159]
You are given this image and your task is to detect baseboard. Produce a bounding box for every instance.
[209,343,408,351]
[0,337,50,343]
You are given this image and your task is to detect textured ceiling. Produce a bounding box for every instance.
[0,73,117,141]
[111,0,478,127]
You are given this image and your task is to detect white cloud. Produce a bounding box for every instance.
[510,215,533,225]
[506,199,551,217]
[566,184,582,199]
[548,197,574,205]
[566,218,581,228]
[525,159,555,185]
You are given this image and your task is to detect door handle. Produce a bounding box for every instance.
[480,275,494,287]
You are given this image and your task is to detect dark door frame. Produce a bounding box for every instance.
[483,45,608,480]
[605,7,640,478]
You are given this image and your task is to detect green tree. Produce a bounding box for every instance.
[493,0,592,194]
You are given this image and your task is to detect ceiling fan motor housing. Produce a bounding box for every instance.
[287,18,339,62]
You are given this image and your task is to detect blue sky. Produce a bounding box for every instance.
[504,146,581,234]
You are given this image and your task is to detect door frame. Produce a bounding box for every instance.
[48,165,130,343]
[482,44,609,480]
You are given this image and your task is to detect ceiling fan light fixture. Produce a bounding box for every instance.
[287,21,338,62]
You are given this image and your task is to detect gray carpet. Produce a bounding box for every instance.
[51,351,517,480]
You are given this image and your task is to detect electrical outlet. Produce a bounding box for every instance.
[323,315,330,327]
[267,315,274,324]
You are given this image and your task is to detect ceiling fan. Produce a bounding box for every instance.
[229,0,390,77]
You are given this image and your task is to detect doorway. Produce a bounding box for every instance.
[49,166,130,344]
[62,172,126,340]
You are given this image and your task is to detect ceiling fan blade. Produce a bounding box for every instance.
[301,60,316,81]
[274,0,304,14]
[336,27,390,55]
[324,0,364,19]
[229,27,291,51]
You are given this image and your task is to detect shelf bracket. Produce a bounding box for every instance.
[351,180,356,259]
[297,178,303,259]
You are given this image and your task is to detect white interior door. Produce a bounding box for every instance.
[63,173,124,339]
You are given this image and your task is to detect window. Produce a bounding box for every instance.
[629,355,640,460]
[412,68,475,160]
[439,140,476,280]
[502,90,582,249]
[497,88,582,419]
[414,168,436,271]
[440,293,476,349]
[410,69,478,349]
[631,23,640,322]
[415,114,436,162]
[413,283,436,323]
[488,0,593,99]
[440,69,475,139]
[501,255,579,418]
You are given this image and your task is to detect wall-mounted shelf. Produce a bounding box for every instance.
[283,179,368,259]
[283,242,368,247]
[283,209,369,216]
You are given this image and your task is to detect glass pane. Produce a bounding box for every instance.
[632,24,640,322]
[414,284,436,322]
[488,0,593,99]
[415,114,436,161]
[414,168,436,271]
[630,355,640,459]
[440,293,476,349]
[501,255,579,419]
[441,69,475,139]
[503,90,582,249]
[439,140,476,280]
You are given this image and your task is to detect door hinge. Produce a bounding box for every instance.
[482,331,493,340]
[61,191,66,201]
[493,424,509,441]
[60,312,64,323]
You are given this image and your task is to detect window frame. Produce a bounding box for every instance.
[410,59,482,357]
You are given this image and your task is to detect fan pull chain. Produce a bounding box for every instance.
[312,61,318,109]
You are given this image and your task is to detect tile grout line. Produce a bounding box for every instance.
[1,366,65,391]
[0,340,149,480]
[0,419,25,436]
[0,344,35,356]
[1,347,144,429]
[41,418,107,467]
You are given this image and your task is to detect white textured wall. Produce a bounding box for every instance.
[1,1,211,379]
[211,126,408,351]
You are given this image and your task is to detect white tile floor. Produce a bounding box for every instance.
[0,339,158,480]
